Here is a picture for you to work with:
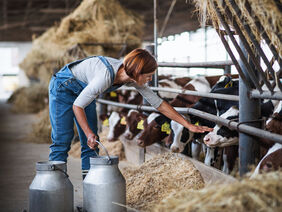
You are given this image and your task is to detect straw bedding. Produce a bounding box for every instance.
[19,0,143,84]
[154,171,282,212]
[7,83,48,113]
[120,153,205,211]
[193,0,282,55]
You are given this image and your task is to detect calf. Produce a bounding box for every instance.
[107,111,127,141]
[158,79,183,100]
[137,113,171,147]
[251,143,282,177]
[124,110,148,140]
[169,76,239,153]
[204,106,239,147]
[170,76,211,107]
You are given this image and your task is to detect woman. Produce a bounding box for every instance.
[49,48,212,178]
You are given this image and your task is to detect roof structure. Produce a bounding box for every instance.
[0,0,200,41]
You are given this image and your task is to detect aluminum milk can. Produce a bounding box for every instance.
[29,161,74,212]
[83,141,126,212]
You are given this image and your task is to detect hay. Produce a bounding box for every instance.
[193,0,282,55]
[154,171,282,212]
[69,127,125,160]
[29,106,79,144]
[20,0,143,84]
[7,83,48,113]
[120,153,205,211]
[29,107,52,143]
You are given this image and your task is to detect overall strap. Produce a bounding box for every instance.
[97,56,115,84]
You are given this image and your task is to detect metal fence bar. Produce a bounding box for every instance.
[211,0,263,93]
[228,0,277,91]
[117,86,239,101]
[221,0,273,92]
[217,30,252,91]
[96,99,282,144]
[250,90,282,100]
[158,61,233,69]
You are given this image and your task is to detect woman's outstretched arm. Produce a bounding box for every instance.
[157,101,213,133]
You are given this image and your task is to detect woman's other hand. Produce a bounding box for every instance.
[87,134,99,149]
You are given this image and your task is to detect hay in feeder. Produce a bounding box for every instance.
[20,0,143,84]
[69,127,125,160]
[154,171,282,212]
[193,0,282,55]
[7,83,48,113]
[120,153,205,211]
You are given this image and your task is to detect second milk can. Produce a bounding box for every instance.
[29,161,74,212]
[83,141,126,212]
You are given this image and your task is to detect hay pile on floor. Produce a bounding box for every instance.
[69,127,125,160]
[7,83,48,113]
[120,153,204,211]
[154,171,282,212]
[20,0,143,84]
[29,107,52,143]
[193,0,282,55]
[29,107,79,144]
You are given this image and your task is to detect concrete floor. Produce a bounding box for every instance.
[0,101,83,212]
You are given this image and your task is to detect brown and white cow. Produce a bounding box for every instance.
[251,143,282,177]
[170,76,211,107]
[158,79,183,100]
[123,109,148,140]
[137,113,171,147]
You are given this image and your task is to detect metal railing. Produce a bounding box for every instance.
[96,99,282,144]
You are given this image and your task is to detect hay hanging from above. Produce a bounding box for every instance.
[20,0,144,84]
[193,0,282,56]
[154,171,282,212]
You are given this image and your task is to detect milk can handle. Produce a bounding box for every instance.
[94,140,112,163]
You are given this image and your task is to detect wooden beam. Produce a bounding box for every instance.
[40,8,73,13]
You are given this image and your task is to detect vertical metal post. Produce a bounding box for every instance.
[239,40,260,176]
[153,0,159,87]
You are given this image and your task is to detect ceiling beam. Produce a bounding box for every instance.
[40,8,73,13]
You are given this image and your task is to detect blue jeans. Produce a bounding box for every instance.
[48,65,98,170]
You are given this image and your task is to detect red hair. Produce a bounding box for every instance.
[123,48,157,80]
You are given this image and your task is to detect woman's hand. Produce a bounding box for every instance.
[186,123,213,133]
[87,134,99,149]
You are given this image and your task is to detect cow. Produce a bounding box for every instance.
[158,79,183,100]
[123,109,148,140]
[136,113,171,147]
[251,143,282,178]
[203,106,239,147]
[107,111,127,141]
[170,76,211,107]
[169,76,239,153]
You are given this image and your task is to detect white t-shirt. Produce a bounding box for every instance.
[70,56,163,109]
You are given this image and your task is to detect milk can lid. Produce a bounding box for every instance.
[36,161,67,171]
[90,155,119,165]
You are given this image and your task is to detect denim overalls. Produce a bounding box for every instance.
[48,56,121,170]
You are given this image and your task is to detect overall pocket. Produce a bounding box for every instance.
[58,78,84,95]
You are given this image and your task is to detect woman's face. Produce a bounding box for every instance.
[135,71,155,86]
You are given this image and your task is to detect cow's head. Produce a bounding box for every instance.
[107,111,127,142]
[204,106,239,147]
[124,110,147,140]
[169,115,194,153]
[137,113,171,147]
[259,148,282,173]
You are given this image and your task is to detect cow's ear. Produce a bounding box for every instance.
[155,115,171,126]
[99,114,108,121]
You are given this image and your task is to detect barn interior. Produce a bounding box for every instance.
[0,0,281,211]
